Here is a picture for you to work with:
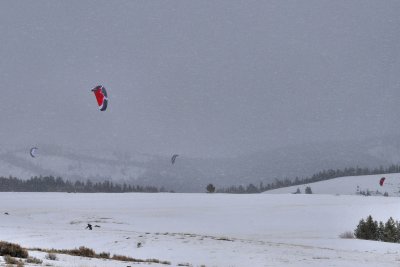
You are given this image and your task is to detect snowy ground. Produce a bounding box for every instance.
[1,192,400,266]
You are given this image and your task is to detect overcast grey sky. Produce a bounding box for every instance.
[0,0,399,157]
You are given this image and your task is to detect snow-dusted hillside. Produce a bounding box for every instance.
[1,193,400,266]
[1,135,400,192]
[264,173,400,196]
[0,146,150,182]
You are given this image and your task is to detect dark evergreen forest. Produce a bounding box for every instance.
[0,176,163,193]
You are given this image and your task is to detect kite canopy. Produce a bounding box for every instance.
[92,85,108,111]
[171,154,179,164]
[379,177,385,186]
[30,147,38,158]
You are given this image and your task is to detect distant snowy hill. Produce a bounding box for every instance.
[0,136,400,192]
[264,173,400,196]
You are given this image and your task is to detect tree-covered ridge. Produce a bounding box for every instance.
[217,164,400,194]
[0,176,164,193]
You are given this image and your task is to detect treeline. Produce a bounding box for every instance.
[0,176,164,193]
[354,215,400,243]
[217,164,400,194]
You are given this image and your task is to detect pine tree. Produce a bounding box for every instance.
[207,184,216,193]
[246,183,259,193]
[377,221,385,241]
[365,215,379,240]
[354,216,379,240]
[396,220,400,243]
[305,186,312,194]
[206,184,216,193]
[354,218,367,239]
[382,217,398,243]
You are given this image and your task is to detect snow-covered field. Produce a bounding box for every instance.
[1,192,400,266]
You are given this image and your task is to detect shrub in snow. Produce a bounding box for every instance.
[98,252,110,259]
[25,257,43,264]
[111,254,170,264]
[46,253,58,261]
[339,231,354,239]
[69,246,96,258]
[0,241,28,258]
[358,189,373,196]
[4,255,24,265]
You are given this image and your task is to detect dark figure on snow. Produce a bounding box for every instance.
[86,223,92,230]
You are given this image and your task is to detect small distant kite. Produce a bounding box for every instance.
[171,154,179,164]
[379,177,385,186]
[91,85,108,111]
[30,147,38,158]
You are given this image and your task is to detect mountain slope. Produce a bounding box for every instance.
[264,173,400,196]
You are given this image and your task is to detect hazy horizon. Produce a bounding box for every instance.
[1,1,399,158]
